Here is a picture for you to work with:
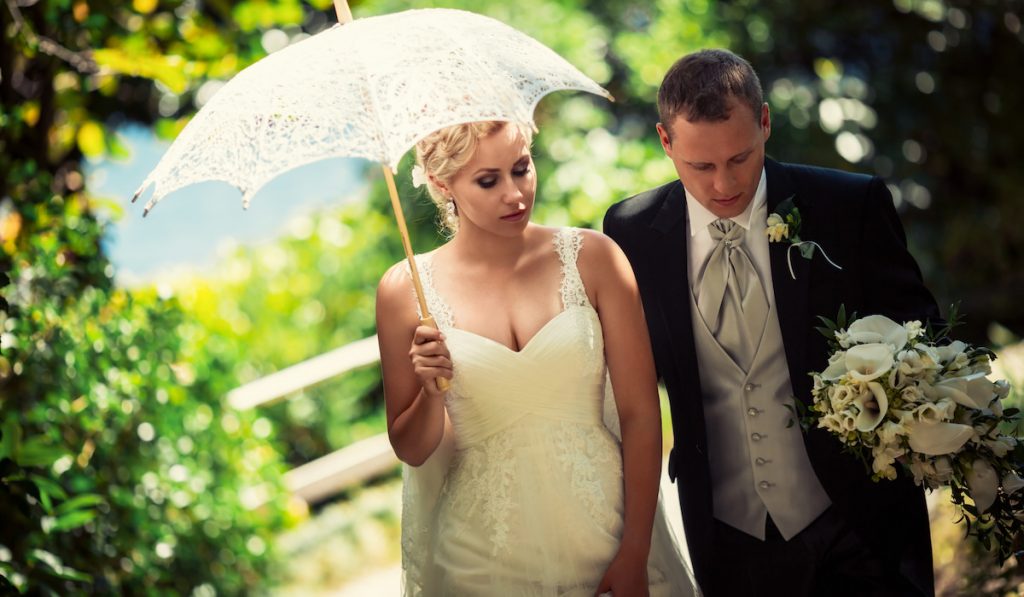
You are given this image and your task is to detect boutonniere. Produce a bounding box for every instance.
[767,195,842,279]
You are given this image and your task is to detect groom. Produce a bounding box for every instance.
[604,49,939,596]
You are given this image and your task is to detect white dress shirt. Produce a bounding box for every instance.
[684,167,776,307]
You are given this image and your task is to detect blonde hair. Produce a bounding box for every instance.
[414,120,534,235]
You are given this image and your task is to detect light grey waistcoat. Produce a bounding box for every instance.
[688,288,831,540]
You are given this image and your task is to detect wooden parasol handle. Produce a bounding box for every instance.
[333,0,353,24]
[332,2,449,392]
[381,167,450,392]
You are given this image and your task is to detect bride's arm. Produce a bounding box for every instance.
[376,263,451,467]
[579,230,662,586]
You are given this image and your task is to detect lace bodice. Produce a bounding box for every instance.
[400,228,695,596]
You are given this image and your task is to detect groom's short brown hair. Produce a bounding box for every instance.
[658,49,764,132]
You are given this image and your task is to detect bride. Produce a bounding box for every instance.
[376,120,697,596]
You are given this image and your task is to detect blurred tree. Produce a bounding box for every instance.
[0,0,317,592]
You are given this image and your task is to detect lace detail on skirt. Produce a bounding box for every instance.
[553,227,590,310]
[554,422,621,530]
[443,430,517,556]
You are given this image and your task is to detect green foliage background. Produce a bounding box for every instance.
[2,0,1022,594]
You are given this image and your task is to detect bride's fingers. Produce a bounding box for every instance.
[409,340,450,360]
[415,365,454,381]
[412,355,452,370]
[413,325,445,345]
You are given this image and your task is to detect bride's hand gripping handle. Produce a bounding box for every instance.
[411,317,452,394]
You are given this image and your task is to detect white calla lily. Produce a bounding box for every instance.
[822,351,849,381]
[853,382,889,432]
[846,315,910,350]
[932,372,996,410]
[966,459,999,513]
[905,421,974,455]
[1002,473,1024,496]
[845,343,895,382]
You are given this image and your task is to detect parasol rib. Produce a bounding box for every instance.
[334,0,447,390]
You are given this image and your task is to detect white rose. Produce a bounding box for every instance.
[819,414,844,435]
[900,384,925,405]
[853,381,889,432]
[877,421,907,446]
[847,315,910,350]
[871,444,904,480]
[905,420,974,455]
[410,164,428,188]
[897,349,931,378]
[966,459,999,513]
[845,343,895,383]
[913,402,944,425]
[830,384,858,410]
[839,412,858,433]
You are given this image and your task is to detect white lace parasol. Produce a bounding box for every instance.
[132,6,611,214]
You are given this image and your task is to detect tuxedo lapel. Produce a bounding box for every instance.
[765,159,813,404]
[650,182,707,455]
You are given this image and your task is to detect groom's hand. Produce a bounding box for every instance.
[595,549,649,597]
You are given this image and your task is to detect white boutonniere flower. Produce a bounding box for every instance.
[766,195,842,279]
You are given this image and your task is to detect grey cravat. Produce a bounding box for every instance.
[697,219,770,370]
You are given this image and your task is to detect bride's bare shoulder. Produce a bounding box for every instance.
[376,257,421,318]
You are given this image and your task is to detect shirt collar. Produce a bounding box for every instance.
[684,166,767,237]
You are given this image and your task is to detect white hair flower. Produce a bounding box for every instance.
[410,165,428,188]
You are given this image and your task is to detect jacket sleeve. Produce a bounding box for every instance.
[858,177,942,326]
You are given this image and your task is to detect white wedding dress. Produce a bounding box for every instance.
[401,227,697,596]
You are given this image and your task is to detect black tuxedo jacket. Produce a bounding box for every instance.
[604,158,939,596]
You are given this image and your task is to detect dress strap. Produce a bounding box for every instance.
[403,254,455,331]
[552,227,592,310]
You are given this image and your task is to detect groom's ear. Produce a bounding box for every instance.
[656,122,672,153]
[760,103,772,140]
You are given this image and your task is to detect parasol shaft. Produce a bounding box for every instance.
[333,0,353,24]
[381,166,450,392]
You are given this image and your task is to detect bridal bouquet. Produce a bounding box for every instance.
[805,307,1023,558]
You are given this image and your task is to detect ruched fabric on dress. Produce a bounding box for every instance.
[400,228,698,596]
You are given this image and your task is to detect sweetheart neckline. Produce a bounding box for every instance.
[445,305,598,355]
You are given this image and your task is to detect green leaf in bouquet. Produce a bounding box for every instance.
[930,302,964,342]
[815,315,838,341]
